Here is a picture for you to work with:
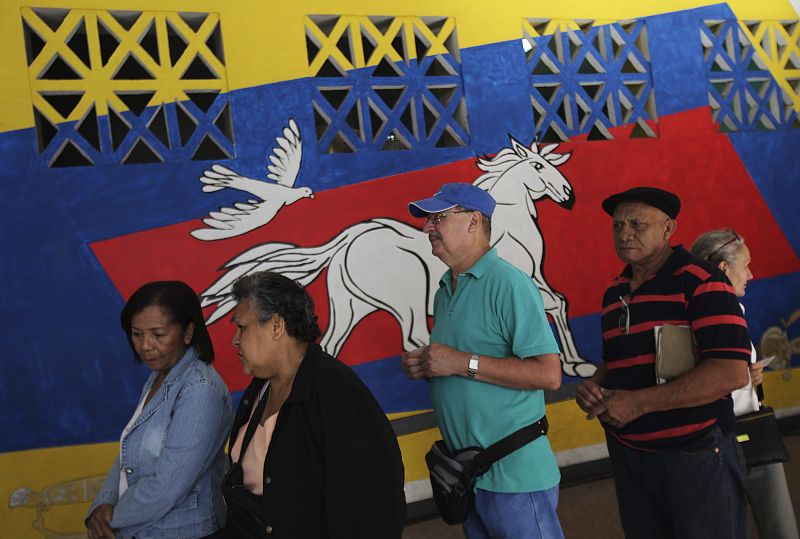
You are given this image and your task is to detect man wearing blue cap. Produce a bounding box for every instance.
[402,182,565,538]
[577,186,751,538]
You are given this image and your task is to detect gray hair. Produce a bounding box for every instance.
[480,213,492,237]
[690,229,746,265]
[232,271,322,343]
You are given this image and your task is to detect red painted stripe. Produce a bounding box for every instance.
[675,264,710,280]
[619,418,717,442]
[693,281,736,297]
[692,315,747,330]
[607,354,656,370]
[603,319,687,340]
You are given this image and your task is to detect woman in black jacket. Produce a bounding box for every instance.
[221,270,406,538]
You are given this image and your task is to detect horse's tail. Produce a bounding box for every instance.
[201,220,389,324]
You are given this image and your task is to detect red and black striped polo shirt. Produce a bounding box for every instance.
[601,245,751,450]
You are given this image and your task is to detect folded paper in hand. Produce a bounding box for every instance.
[655,324,701,384]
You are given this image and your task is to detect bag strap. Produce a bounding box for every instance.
[235,383,271,464]
[468,416,548,474]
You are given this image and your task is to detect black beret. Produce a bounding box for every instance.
[602,186,681,219]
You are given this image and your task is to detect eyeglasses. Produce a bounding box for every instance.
[708,230,741,261]
[618,295,631,334]
[424,209,472,225]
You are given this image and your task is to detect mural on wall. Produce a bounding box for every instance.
[191,119,313,240]
[197,124,596,377]
[2,1,800,537]
[9,478,104,539]
[760,308,800,380]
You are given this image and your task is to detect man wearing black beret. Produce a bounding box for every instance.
[577,186,751,538]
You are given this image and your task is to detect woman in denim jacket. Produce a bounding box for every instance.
[86,281,233,539]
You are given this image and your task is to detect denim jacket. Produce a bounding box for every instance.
[87,348,233,538]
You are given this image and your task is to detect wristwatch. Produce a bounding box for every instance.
[467,354,480,379]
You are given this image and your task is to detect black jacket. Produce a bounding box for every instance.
[226,343,406,538]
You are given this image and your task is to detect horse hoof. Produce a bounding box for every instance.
[562,361,597,378]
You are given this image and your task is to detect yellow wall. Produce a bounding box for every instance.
[2,0,797,131]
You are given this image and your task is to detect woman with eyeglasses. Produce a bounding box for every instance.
[691,229,799,539]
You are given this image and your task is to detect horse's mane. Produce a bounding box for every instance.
[473,140,570,191]
[473,148,523,190]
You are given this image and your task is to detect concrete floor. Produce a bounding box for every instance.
[404,434,800,538]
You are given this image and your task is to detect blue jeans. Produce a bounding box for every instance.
[463,486,565,539]
[606,426,747,539]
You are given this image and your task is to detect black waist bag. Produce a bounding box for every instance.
[221,463,267,538]
[425,416,548,525]
[221,386,270,538]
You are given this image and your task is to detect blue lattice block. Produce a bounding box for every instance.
[22,8,234,166]
[305,15,469,152]
[701,19,800,132]
[522,19,659,141]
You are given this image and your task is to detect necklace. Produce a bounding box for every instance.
[261,356,303,423]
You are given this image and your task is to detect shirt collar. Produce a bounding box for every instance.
[619,244,689,281]
[439,248,499,288]
[146,346,197,389]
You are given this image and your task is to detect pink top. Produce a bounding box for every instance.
[230,394,278,496]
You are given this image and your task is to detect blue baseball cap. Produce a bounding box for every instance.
[408,182,496,218]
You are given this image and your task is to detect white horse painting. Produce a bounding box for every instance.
[198,134,595,377]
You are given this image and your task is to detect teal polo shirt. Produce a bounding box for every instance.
[429,248,561,493]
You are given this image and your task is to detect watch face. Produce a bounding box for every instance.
[469,356,479,370]
[468,355,479,378]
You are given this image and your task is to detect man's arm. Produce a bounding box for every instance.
[591,358,748,428]
[401,343,561,390]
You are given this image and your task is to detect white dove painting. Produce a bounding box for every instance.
[191,119,313,241]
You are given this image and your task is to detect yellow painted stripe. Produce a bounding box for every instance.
[397,400,609,483]
[2,0,797,131]
[762,366,800,409]
[394,367,800,482]
[0,442,118,539]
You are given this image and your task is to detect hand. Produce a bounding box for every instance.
[87,503,115,539]
[592,389,645,429]
[749,360,765,386]
[576,379,605,416]
[401,344,464,380]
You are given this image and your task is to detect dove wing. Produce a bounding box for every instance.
[191,199,282,241]
[200,164,284,199]
[265,118,302,187]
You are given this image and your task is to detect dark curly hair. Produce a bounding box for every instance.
[120,281,215,363]
[232,271,322,344]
